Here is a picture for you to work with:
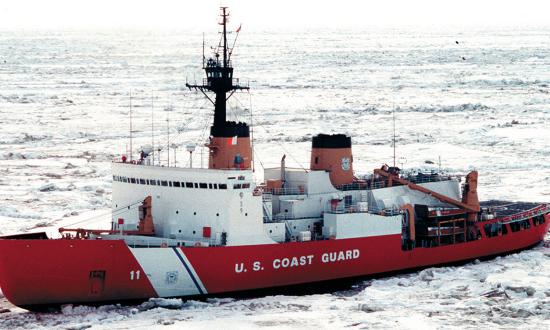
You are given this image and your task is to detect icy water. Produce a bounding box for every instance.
[1,26,550,328]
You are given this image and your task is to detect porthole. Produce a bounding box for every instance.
[178,230,181,233]
[245,213,248,216]
[269,230,272,233]
[176,210,179,214]
[194,212,197,215]
[216,213,219,216]
[193,230,196,235]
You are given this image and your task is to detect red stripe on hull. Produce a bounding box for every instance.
[184,219,550,294]
[0,218,548,307]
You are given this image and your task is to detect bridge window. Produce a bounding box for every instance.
[219,184,227,189]
[160,181,168,187]
[130,178,136,184]
[149,179,156,186]
[186,182,193,188]
[209,183,213,189]
[213,184,218,189]
[199,183,207,189]
[139,179,146,185]
[173,182,181,187]
[242,183,250,189]
[234,184,242,189]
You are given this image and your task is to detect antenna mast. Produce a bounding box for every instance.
[129,90,133,162]
[392,107,396,168]
[222,7,228,68]
[202,32,205,69]
[167,108,170,167]
[151,92,155,166]
[249,93,254,172]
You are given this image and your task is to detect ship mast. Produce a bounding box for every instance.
[186,7,252,170]
[186,7,248,130]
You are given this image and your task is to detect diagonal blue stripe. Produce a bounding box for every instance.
[172,247,204,295]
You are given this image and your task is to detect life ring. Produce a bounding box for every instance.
[194,242,201,247]
[160,242,168,248]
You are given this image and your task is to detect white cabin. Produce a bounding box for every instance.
[109,160,462,247]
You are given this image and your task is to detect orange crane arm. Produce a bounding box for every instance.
[374,169,480,213]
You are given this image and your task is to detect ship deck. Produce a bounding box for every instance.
[480,200,544,217]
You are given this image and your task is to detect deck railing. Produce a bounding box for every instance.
[497,204,549,224]
[324,202,401,216]
[336,174,458,192]
[268,187,307,195]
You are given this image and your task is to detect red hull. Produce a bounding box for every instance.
[0,216,548,308]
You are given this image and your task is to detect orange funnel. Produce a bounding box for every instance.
[310,134,353,186]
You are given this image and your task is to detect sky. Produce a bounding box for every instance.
[0,0,549,30]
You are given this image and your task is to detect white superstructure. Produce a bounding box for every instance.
[110,159,462,247]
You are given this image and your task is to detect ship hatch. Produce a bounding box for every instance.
[89,270,106,296]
